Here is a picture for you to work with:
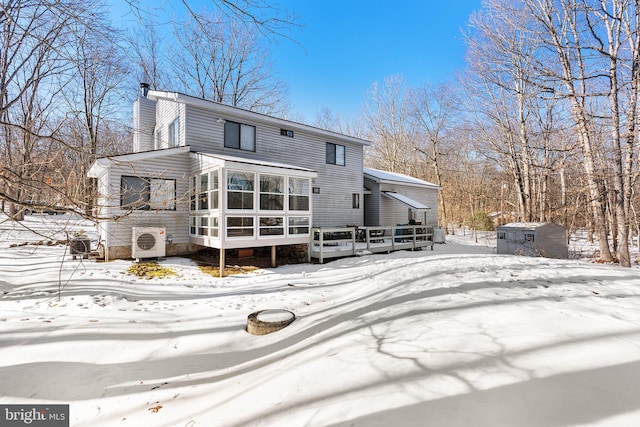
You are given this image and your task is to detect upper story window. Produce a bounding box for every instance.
[280,128,294,137]
[121,176,176,210]
[224,121,256,151]
[168,118,179,147]
[326,142,345,166]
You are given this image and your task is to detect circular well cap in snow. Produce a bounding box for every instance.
[246,309,295,335]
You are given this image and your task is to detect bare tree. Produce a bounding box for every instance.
[167,10,288,115]
[180,0,299,40]
[127,23,168,91]
[363,75,418,175]
[586,0,635,267]
[0,0,81,218]
[464,0,550,223]
[408,82,460,232]
[523,0,640,264]
[61,15,130,212]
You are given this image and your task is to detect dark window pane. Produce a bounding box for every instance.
[242,192,254,209]
[260,228,284,236]
[289,195,309,211]
[260,217,284,227]
[199,194,208,210]
[121,176,149,209]
[260,194,284,210]
[224,121,240,149]
[326,143,335,164]
[228,192,243,209]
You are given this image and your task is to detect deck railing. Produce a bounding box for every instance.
[310,225,434,263]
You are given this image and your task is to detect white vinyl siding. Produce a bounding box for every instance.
[133,97,157,152]
[155,99,182,149]
[181,102,366,227]
[379,183,438,226]
[93,149,191,250]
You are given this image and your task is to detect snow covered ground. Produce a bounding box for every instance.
[2,214,640,426]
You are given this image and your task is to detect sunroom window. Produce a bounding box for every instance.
[259,217,284,236]
[227,217,254,237]
[289,217,310,235]
[190,176,196,211]
[199,173,208,210]
[289,177,310,211]
[209,170,219,210]
[198,217,208,236]
[260,174,284,210]
[227,171,254,210]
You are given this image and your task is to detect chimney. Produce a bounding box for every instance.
[140,82,150,97]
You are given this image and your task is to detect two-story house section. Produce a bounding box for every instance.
[89,86,371,260]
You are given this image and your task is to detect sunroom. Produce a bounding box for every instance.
[188,152,317,251]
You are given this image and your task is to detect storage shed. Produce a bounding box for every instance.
[496,222,568,259]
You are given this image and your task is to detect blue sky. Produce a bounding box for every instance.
[113,1,482,120]
[272,1,483,121]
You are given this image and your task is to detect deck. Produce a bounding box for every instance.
[310,225,434,263]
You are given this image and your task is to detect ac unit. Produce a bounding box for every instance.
[132,227,166,260]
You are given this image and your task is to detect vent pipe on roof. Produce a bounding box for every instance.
[140,82,150,97]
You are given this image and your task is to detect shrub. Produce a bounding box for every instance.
[127,262,177,279]
[466,212,495,231]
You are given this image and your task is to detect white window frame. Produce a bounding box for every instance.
[224,121,256,152]
[226,216,255,238]
[227,170,255,211]
[259,173,285,211]
[326,142,345,166]
[259,216,285,237]
[288,216,310,236]
[288,177,310,212]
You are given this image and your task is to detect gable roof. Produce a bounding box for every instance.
[364,168,442,190]
[146,90,372,147]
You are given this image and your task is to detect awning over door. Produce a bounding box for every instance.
[382,191,431,210]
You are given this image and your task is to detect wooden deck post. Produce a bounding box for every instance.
[219,248,225,278]
[271,245,277,267]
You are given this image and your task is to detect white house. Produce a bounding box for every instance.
[363,168,441,227]
[88,86,441,261]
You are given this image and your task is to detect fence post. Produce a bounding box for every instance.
[351,227,356,256]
